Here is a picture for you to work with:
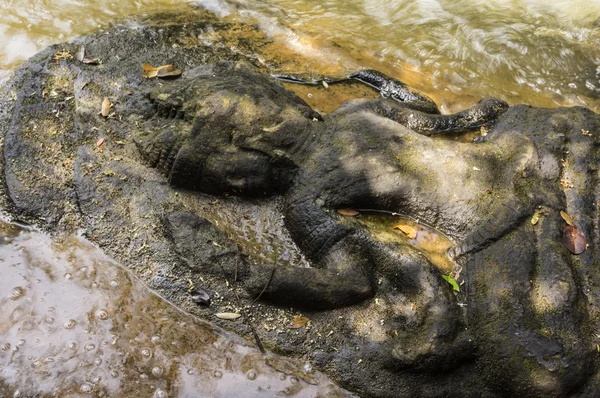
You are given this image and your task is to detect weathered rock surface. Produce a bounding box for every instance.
[1,9,600,398]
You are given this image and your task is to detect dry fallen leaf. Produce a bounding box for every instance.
[215,312,241,321]
[289,315,309,329]
[76,45,85,62]
[156,64,182,78]
[82,57,99,65]
[101,97,111,117]
[142,62,157,72]
[141,63,181,79]
[563,225,587,255]
[337,209,359,217]
[96,138,105,147]
[393,224,417,239]
[560,211,574,226]
[531,209,545,225]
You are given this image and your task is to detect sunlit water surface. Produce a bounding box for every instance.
[1,0,600,111]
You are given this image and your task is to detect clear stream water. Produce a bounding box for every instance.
[1,0,600,396]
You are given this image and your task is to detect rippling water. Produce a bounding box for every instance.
[1,0,600,111]
[0,217,352,397]
[225,0,600,110]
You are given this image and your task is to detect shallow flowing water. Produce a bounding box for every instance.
[1,0,600,111]
[0,217,352,397]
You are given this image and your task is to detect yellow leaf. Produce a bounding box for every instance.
[393,224,417,239]
[142,62,156,72]
[560,211,574,226]
[531,212,539,225]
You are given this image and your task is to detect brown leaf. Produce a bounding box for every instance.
[101,97,111,117]
[563,225,587,254]
[141,63,180,79]
[96,138,105,147]
[560,211,574,226]
[337,209,359,217]
[289,315,309,329]
[82,57,99,65]
[393,224,417,239]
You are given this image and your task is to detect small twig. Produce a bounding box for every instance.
[234,247,239,283]
[214,255,266,353]
[251,266,276,307]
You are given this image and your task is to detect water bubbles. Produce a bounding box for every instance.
[85,343,96,351]
[280,374,287,381]
[1,343,10,351]
[92,376,102,383]
[247,370,257,380]
[96,309,110,321]
[283,387,292,395]
[186,368,196,375]
[9,286,25,300]
[154,388,168,398]
[110,370,119,378]
[152,366,164,377]
[109,280,119,287]
[13,390,22,398]
[213,370,223,379]
[140,347,153,359]
[139,373,148,381]
[45,316,55,324]
[290,377,299,385]
[80,382,93,393]
[31,360,42,368]
[68,342,77,350]
[151,335,161,344]
[64,273,72,280]
[94,358,103,366]
[64,319,77,329]
[18,339,25,346]
[43,357,55,363]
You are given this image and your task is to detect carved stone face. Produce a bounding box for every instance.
[134,61,320,196]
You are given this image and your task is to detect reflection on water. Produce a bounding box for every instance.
[0,217,352,397]
[1,0,600,112]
